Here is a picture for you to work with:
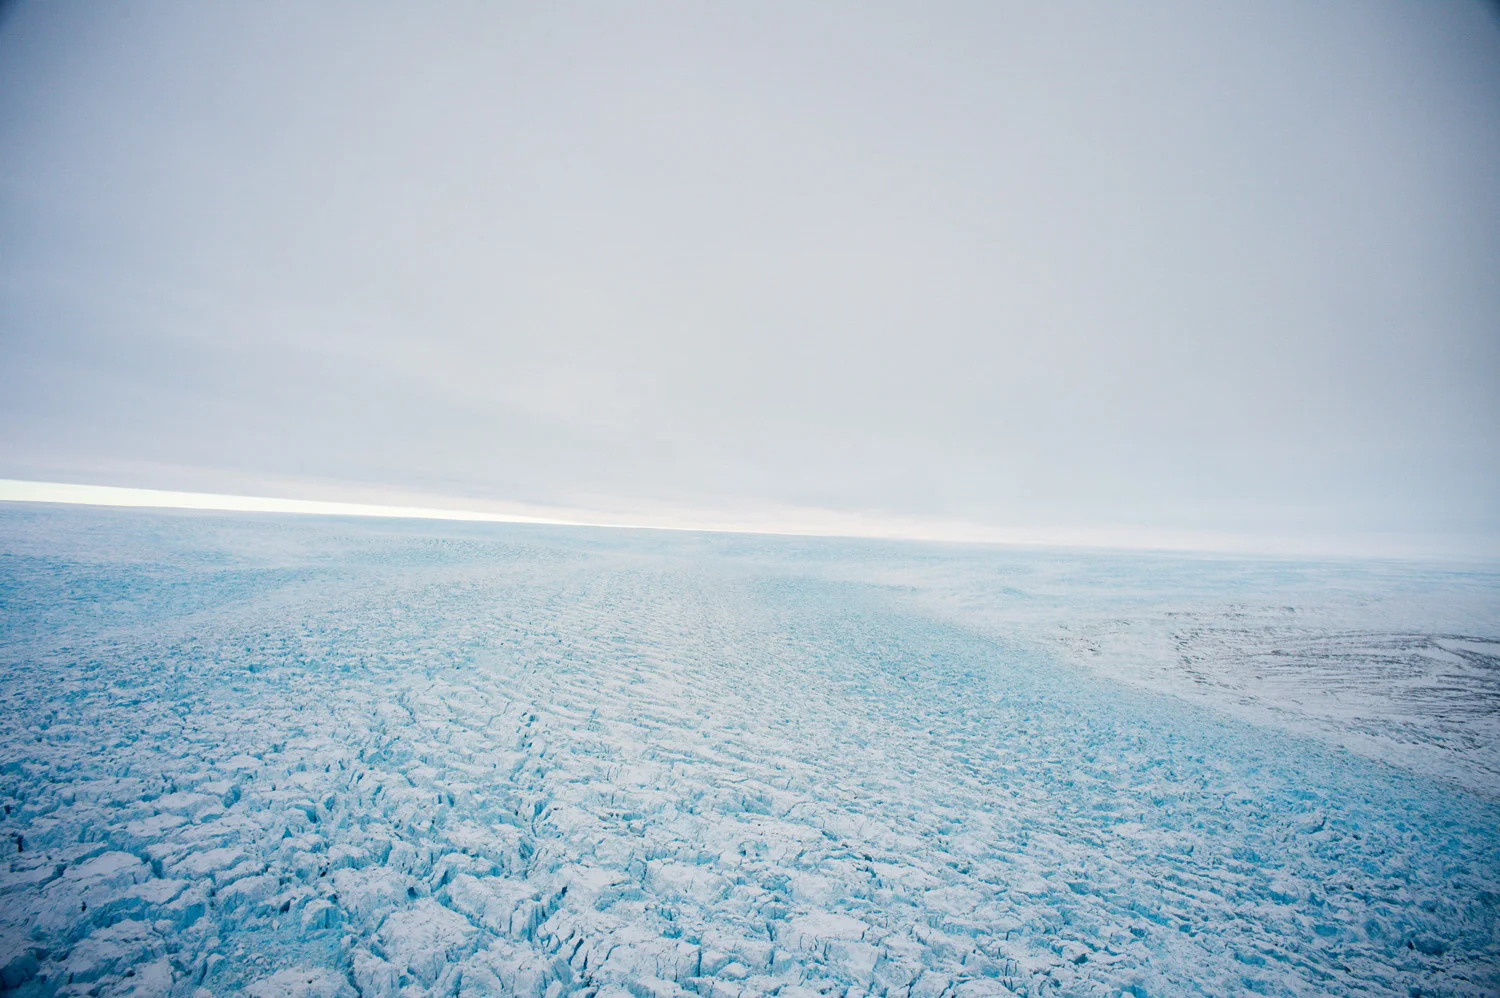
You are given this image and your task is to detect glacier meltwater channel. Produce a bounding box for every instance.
[0,506,1496,998]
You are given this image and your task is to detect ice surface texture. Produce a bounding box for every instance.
[0,507,1497,998]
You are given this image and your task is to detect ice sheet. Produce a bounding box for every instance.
[0,507,1496,997]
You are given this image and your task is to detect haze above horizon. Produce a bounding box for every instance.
[2,2,1498,554]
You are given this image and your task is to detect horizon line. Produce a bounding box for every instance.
[0,477,1487,562]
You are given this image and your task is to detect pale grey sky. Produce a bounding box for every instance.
[2,1,1498,552]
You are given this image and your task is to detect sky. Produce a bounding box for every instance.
[1,1,1498,555]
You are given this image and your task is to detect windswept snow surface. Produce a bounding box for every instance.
[1,507,1497,998]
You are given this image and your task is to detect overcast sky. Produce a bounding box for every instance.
[2,1,1498,551]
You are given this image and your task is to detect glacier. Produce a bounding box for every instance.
[0,505,1497,998]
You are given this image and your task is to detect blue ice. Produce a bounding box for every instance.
[0,506,1496,997]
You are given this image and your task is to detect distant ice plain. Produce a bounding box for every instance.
[0,506,1496,997]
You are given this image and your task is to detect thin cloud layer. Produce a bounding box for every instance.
[2,2,1497,553]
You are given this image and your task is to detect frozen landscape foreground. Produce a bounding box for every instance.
[0,508,1497,998]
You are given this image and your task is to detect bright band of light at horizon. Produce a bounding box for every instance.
[3,478,1491,560]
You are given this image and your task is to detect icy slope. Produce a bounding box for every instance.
[0,507,1497,998]
[843,551,1500,793]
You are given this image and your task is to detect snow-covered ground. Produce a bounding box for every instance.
[1,507,1497,998]
[782,547,1500,795]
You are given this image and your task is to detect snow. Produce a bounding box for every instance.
[0,505,1497,998]
[241,967,357,998]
